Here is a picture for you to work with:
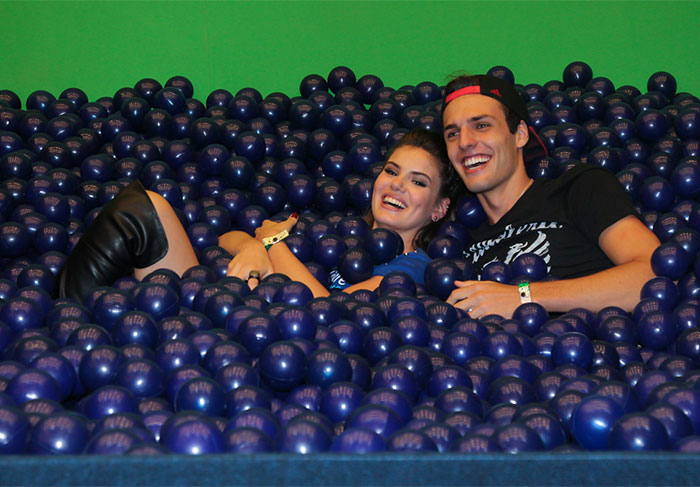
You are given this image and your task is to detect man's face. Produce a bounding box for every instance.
[442,94,527,198]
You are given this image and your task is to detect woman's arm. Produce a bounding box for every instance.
[255,216,385,297]
[266,242,385,297]
[266,242,331,297]
[219,231,274,281]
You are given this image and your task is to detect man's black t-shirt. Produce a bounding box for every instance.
[463,164,638,279]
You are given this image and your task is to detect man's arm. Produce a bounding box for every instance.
[447,215,661,317]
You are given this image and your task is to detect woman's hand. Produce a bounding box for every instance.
[446,280,522,319]
[254,214,298,243]
[226,239,273,287]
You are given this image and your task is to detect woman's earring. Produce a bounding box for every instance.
[432,215,439,222]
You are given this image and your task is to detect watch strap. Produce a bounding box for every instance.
[263,229,289,250]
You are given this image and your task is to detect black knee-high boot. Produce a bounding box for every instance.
[56,179,169,303]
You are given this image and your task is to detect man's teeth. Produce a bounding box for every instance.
[463,155,490,168]
[383,196,406,209]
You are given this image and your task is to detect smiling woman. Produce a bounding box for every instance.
[224,128,464,296]
[368,130,463,253]
[372,146,446,253]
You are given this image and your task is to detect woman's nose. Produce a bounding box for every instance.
[390,177,404,190]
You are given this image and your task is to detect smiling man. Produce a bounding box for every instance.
[442,74,661,318]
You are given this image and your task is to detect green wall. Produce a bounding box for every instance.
[1,0,698,104]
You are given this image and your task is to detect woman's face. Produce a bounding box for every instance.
[371,145,447,250]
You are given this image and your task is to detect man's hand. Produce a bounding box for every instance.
[254,214,298,243]
[446,280,522,318]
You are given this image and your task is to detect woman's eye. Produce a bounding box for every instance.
[413,180,427,187]
[384,168,397,176]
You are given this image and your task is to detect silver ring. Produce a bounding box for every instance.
[247,270,261,280]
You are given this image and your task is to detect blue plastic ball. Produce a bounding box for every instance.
[0,222,30,258]
[551,332,594,369]
[480,331,523,360]
[434,386,483,417]
[493,423,544,453]
[223,427,272,453]
[511,253,548,281]
[570,395,625,450]
[259,341,308,391]
[276,419,331,453]
[174,377,226,417]
[155,338,201,376]
[338,247,374,284]
[237,313,281,357]
[663,387,700,433]
[651,242,690,279]
[346,404,403,438]
[84,385,139,420]
[647,402,694,443]
[608,412,670,451]
[163,417,225,454]
[641,276,680,310]
[114,359,164,398]
[365,228,403,265]
[330,426,386,453]
[640,177,676,213]
[0,406,30,454]
[79,345,124,392]
[423,258,461,300]
[637,310,677,350]
[362,327,402,365]
[27,412,90,454]
[306,349,352,389]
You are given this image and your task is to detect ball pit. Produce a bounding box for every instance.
[1,63,700,466]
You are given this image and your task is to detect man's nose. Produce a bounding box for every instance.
[459,129,476,149]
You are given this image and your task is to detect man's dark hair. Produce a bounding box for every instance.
[444,75,522,134]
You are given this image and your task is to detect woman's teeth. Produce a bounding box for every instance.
[383,196,406,209]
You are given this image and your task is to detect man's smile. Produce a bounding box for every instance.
[461,154,491,170]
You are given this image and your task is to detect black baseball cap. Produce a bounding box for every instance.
[444,74,548,163]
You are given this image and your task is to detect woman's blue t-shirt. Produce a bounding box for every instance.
[329,249,431,290]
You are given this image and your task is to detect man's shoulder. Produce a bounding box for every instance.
[541,163,614,193]
[558,162,612,182]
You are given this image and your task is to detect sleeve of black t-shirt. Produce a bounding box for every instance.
[565,166,638,244]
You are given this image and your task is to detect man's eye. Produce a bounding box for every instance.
[477,123,490,129]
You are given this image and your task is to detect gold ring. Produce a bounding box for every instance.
[248,270,261,280]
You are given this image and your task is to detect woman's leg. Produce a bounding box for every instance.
[134,191,199,279]
[56,180,196,302]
